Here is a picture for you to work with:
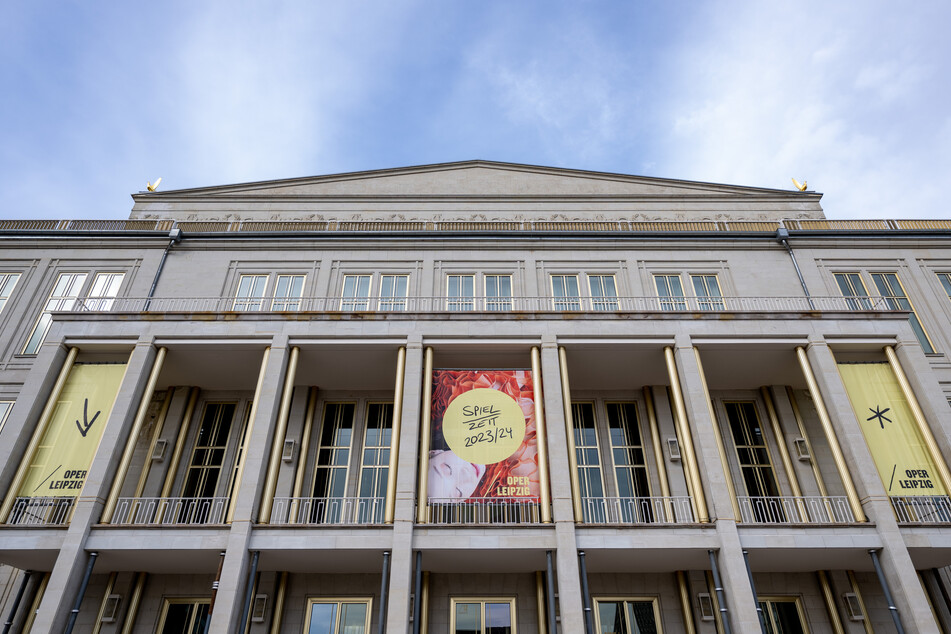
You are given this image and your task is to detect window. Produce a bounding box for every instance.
[594,598,662,634]
[448,275,475,311]
[834,273,873,310]
[485,275,512,311]
[234,274,268,311]
[235,274,305,311]
[451,598,516,634]
[757,597,809,634]
[607,403,652,522]
[653,275,686,311]
[871,273,934,353]
[588,275,619,311]
[0,401,12,434]
[552,275,581,311]
[312,403,354,523]
[273,274,305,311]
[181,403,237,501]
[341,274,407,311]
[573,403,605,522]
[23,272,87,354]
[726,402,782,522]
[357,403,392,523]
[0,273,20,314]
[938,273,951,301]
[157,599,210,634]
[83,273,124,311]
[341,275,371,311]
[692,275,724,310]
[379,275,408,311]
[305,599,371,634]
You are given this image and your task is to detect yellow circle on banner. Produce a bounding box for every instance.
[442,388,526,464]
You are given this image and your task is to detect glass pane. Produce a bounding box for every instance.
[308,603,337,634]
[770,601,806,634]
[340,602,367,634]
[598,601,626,634]
[161,604,191,634]
[485,603,512,634]
[628,601,657,634]
[455,603,481,634]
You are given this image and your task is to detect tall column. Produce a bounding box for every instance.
[540,340,586,634]
[386,339,424,634]
[30,340,158,634]
[805,340,941,634]
[208,342,290,634]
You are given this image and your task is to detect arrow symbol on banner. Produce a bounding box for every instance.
[75,399,100,437]
[867,405,892,429]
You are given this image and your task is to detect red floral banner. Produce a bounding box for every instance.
[428,370,539,501]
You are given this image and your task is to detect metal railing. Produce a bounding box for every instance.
[580,496,696,524]
[6,497,74,526]
[891,496,951,524]
[426,498,542,524]
[737,495,855,524]
[110,496,228,525]
[269,496,385,525]
[56,295,906,315]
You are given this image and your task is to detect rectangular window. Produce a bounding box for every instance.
[379,275,408,311]
[305,599,371,634]
[588,275,619,311]
[573,402,605,522]
[0,273,20,314]
[757,597,808,634]
[157,598,210,634]
[181,403,236,501]
[871,273,935,353]
[341,275,372,311]
[834,273,873,310]
[606,403,652,522]
[485,275,512,311]
[692,274,724,311]
[23,272,88,354]
[358,403,392,523]
[594,598,662,634]
[552,275,581,311]
[938,273,951,301]
[451,598,516,634]
[234,274,268,311]
[726,401,782,522]
[448,274,475,311]
[312,403,354,523]
[653,275,686,311]
[0,401,12,435]
[273,274,305,311]
[82,272,124,311]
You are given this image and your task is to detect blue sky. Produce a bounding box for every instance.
[2,1,948,219]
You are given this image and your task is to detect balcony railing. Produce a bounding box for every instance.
[6,497,74,526]
[110,496,228,525]
[891,496,951,524]
[581,496,696,524]
[269,496,385,525]
[426,498,542,525]
[737,495,855,524]
[59,295,905,315]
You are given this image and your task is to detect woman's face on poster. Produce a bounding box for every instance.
[428,450,486,499]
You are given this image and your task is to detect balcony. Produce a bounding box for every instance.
[270,496,385,525]
[581,496,696,525]
[425,498,543,525]
[110,496,228,525]
[6,497,74,526]
[891,495,951,524]
[737,495,856,524]
[59,295,905,316]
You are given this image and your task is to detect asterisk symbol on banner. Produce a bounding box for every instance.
[867,405,892,429]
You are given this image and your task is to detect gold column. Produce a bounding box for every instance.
[847,570,874,634]
[416,347,434,524]
[259,347,301,523]
[884,345,951,492]
[531,347,552,523]
[676,571,697,634]
[133,388,174,498]
[160,388,200,498]
[226,346,271,523]
[663,347,709,524]
[120,572,147,634]
[786,387,830,497]
[692,348,737,522]
[269,571,288,634]
[0,347,79,522]
[761,386,808,521]
[289,387,319,523]
[92,572,118,634]
[421,571,430,634]
[22,573,49,634]
[102,347,168,523]
[384,347,407,524]
[817,571,846,634]
[795,347,866,522]
[536,571,547,634]
[558,347,584,522]
[644,387,673,522]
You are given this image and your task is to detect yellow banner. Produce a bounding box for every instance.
[838,362,945,496]
[18,363,127,497]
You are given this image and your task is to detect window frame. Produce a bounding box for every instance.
[572,401,607,522]
[484,274,513,311]
[339,273,409,311]
[605,402,653,501]
[22,272,88,355]
[691,274,725,310]
[653,274,687,311]
[303,598,373,634]
[449,597,517,634]
[180,401,240,500]
[592,597,663,634]
[234,273,306,311]
[0,272,21,314]
[870,271,935,353]
[155,597,211,634]
[722,400,783,506]
[757,596,811,634]
[0,401,12,435]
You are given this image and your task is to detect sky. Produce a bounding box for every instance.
[1,1,949,220]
